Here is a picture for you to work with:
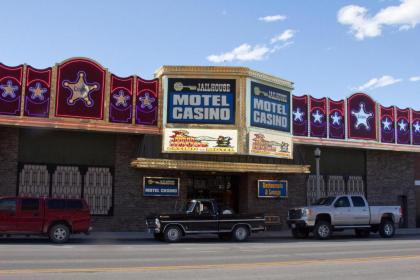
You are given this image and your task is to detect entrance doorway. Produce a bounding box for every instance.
[188,174,240,212]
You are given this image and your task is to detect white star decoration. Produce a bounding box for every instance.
[351,103,373,130]
[293,107,304,122]
[382,117,392,131]
[398,119,408,132]
[414,121,420,133]
[312,110,323,124]
[330,111,342,126]
[113,90,130,107]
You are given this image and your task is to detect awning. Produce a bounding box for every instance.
[131,157,310,174]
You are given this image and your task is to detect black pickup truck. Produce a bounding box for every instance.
[146,199,266,242]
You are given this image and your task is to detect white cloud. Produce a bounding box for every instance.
[259,15,287,22]
[270,29,296,44]
[356,75,402,91]
[410,76,420,82]
[337,0,420,40]
[207,44,271,63]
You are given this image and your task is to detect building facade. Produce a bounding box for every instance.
[0,58,419,230]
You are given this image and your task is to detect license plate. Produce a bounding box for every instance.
[291,224,296,229]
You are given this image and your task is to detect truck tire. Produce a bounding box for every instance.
[379,220,395,238]
[164,226,182,243]
[314,221,332,240]
[49,224,70,244]
[232,225,249,242]
[292,228,309,239]
[355,229,370,238]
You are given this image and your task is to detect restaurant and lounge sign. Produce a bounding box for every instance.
[257,180,288,198]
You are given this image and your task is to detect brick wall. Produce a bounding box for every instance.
[245,173,307,229]
[366,150,417,227]
[0,127,19,196]
[92,135,191,231]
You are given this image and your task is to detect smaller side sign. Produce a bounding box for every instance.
[143,177,179,197]
[258,180,288,198]
[249,130,293,159]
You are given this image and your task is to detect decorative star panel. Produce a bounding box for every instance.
[0,63,23,116]
[328,98,345,139]
[55,59,105,120]
[412,110,420,145]
[136,78,158,125]
[380,105,395,144]
[396,107,411,145]
[292,95,308,136]
[309,96,327,138]
[24,66,52,118]
[109,75,133,124]
[347,93,377,141]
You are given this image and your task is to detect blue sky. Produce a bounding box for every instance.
[1,0,419,108]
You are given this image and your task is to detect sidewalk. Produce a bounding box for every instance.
[75,228,420,240]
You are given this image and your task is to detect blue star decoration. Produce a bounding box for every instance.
[139,92,156,109]
[413,121,420,133]
[330,111,342,126]
[293,107,305,122]
[0,80,19,98]
[113,90,130,107]
[351,103,373,130]
[312,109,323,124]
[398,119,408,132]
[29,82,47,101]
[382,117,392,131]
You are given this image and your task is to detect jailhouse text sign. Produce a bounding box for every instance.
[250,81,291,132]
[143,177,180,196]
[167,78,235,124]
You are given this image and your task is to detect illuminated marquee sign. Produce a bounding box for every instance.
[163,128,238,154]
[257,180,288,198]
[248,130,292,159]
[167,78,235,124]
[250,81,290,132]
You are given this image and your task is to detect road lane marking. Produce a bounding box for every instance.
[1,254,420,275]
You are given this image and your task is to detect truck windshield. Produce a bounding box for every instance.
[184,202,196,213]
[313,197,335,206]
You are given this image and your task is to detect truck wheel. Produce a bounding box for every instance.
[292,228,309,239]
[355,229,370,238]
[49,224,70,244]
[314,221,332,240]
[379,220,395,238]
[164,226,182,243]
[232,225,249,242]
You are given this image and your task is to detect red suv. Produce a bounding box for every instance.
[0,197,91,243]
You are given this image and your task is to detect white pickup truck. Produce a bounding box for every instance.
[287,195,402,239]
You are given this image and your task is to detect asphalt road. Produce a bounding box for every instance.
[1,234,420,280]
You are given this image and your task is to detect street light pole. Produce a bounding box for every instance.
[314,147,321,200]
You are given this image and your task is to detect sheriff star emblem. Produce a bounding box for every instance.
[63,71,99,107]
[351,103,373,130]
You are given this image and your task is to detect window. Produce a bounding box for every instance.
[200,201,214,215]
[0,199,17,212]
[66,200,83,209]
[21,199,39,211]
[47,199,66,209]
[334,197,350,208]
[351,196,366,207]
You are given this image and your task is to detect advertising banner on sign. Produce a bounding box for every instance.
[328,98,345,139]
[309,96,327,138]
[292,95,308,136]
[396,107,411,144]
[347,93,377,141]
[163,128,238,153]
[249,81,290,132]
[143,177,179,196]
[380,105,395,144]
[166,78,235,124]
[412,110,420,145]
[248,130,293,159]
[257,180,288,198]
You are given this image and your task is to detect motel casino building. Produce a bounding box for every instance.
[0,57,420,231]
